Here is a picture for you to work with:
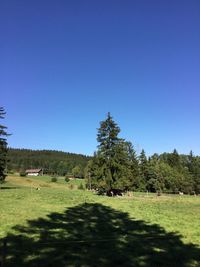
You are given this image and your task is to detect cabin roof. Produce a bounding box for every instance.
[25,169,42,173]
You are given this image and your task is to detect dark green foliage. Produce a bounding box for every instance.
[72,165,83,178]
[0,107,9,183]
[65,176,70,183]
[85,113,200,194]
[86,113,139,191]
[187,151,200,193]
[51,177,57,182]
[158,151,200,194]
[97,112,121,156]
[7,148,91,176]
[138,149,149,190]
[20,171,26,177]
[167,149,181,170]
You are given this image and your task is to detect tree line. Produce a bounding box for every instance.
[1,108,200,194]
[7,148,91,177]
[85,113,200,194]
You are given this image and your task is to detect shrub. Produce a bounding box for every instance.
[51,177,57,183]
[97,188,106,195]
[20,171,26,177]
[65,176,70,183]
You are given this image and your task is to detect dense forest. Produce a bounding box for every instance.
[85,113,200,194]
[7,148,91,177]
[136,149,200,194]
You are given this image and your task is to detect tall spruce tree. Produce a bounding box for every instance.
[168,149,181,169]
[139,149,148,176]
[0,107,9,183]
[86,113,139,191]
[138,149,148,190]
[96,112,122,189]
[97,112,121,158]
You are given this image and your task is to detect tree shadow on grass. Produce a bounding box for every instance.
[5,203,200,267]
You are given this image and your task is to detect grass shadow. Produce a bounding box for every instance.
[4,203,200,267]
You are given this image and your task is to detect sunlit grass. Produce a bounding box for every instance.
[0,175,200,247]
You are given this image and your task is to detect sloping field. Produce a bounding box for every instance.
[4,175,65,189]
[4,175,83,189]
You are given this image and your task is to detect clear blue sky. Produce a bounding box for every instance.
[1,0,200,156]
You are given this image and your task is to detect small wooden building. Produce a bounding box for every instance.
[26,169,43,176]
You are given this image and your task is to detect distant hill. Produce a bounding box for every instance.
[7,148,92,176]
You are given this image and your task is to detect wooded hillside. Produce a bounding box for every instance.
[7,148,91,176]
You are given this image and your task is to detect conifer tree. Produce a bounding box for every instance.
[97,112,121,159]
[96,112,122,189]
[138,149,148,190]
[139,149,148,176]
[168,149,181,169]
[87,113,139,191]
[0,107,9,183]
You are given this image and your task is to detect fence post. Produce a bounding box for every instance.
[0,238,7,267]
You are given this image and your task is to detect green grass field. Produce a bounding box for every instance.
[0,175,200,266]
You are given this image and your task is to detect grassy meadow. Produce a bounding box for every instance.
[0,175,200,266]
